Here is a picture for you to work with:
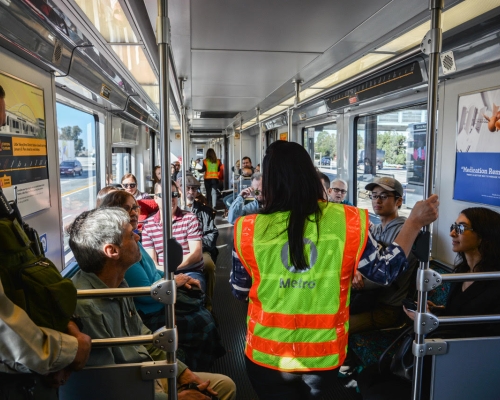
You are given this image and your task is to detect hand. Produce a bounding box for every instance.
[352,271,365,290]
[178,369,218,398]
[175,274,201,289]
[178,381,212,399]
[67,321,91,371]
[43,367,72,388]
[239,187,253,198]
[407,194,439,228]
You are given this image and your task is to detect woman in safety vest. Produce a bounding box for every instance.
[200,148,221,209]
[232,141,439,400]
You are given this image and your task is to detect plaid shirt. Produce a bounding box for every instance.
[142,208,204,272]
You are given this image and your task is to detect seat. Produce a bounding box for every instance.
[59,363,156,400]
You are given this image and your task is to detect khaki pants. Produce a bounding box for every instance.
[203,252,216,312]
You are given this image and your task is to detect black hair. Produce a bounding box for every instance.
[261,141,324,270]
[242,156,252,163]
[0,85,5,98]
[454,207,500,273]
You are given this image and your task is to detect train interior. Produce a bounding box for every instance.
[1,0,500,399]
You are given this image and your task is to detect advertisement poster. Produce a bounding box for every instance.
[453,88,500,206]
[0,71,50,216]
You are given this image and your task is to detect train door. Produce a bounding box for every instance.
[266,129,278,146]
[355,105,427,216]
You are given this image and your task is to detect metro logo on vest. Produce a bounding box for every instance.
[279,277,316,289]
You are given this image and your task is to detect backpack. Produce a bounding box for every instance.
[0,217,77,332]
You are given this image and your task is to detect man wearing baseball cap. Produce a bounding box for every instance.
[349,176,418,333]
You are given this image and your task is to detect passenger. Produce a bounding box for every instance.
[179,173,219,311]
[227,172,263,225]
[318,172,332,201]
[99,191,224,371]
[359,207,500,400]
[330,178,353,205]
[142,182,206,292]
[171,163,177,181]
[255,164,260,173]
[231,141,438,400]
[199,148,221,209]
[222,160,240,211]
[121,173,149,200]
[153,165,161,186]
[0,85,6,126]
[67,208,236,400]
[238,156,255,175]
[349,177,418,333]
[96,185,120,207]
[403,206,500,335]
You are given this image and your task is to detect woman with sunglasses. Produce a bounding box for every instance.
[121,173,149,200]
[404,207,500,336]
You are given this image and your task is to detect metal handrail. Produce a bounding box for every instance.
[440,271,500,282]
[77,287,151,299]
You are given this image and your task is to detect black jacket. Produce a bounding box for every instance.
[190,200,219,262]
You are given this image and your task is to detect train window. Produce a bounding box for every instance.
[356,106,427,216]
[56,103,97,265]
[303,122,338,181]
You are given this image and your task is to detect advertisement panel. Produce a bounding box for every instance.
[453,88,500,206]
[0,71,50,216]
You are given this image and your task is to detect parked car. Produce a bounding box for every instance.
[320,156,331,165]
[60,160,83,176]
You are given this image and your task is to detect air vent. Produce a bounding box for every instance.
[52,39,63,66]
[194,111,239,119]
[440,51,456,75]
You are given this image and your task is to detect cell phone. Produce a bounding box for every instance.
[402,298,417,312]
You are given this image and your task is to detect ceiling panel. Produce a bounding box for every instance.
[192,96,260,112]
[191,0,391,53]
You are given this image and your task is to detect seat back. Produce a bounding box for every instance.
[59,363,155,400]
[430,336,500,400]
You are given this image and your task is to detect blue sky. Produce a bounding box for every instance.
[56,103,95,151]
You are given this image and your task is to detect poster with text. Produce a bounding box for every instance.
[454,88,500,206]
[0,71,50,216]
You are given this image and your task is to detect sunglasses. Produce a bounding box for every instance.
[123,204,140,213]
[122,183,137,189]
[332,188,347,194]
[450,223,473,235]
[369,193,398,201]
[156,192,180,198]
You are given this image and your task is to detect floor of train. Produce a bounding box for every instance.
[209,211,362,400]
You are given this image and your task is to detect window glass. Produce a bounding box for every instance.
[356,106,427,218]
[304,122,337,183]
[56,103,97,265]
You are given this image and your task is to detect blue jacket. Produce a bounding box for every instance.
[228,195,261,225]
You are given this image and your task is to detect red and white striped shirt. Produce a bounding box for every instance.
[142,208,204,272]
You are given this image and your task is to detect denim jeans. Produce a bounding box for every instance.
[245,356,339,400]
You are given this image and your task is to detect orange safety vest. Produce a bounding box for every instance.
[234,202,368,372]
[203,159,220,179]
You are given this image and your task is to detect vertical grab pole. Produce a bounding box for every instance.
[411,1,443,400]
[256,108,261,166]
[180,78,188,204]
[157,1,177,399]
[239,118,242,175]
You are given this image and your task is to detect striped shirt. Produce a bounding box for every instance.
[142,208,204,272]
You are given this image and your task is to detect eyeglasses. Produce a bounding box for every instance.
[450,223,473,235]
[156,192,180,199]
[122,183,137,189]
[123,205,140,213]
[332,188,347,194]
[369,193,398,201]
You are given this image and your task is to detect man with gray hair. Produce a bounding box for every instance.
[67,208,236,399]
[228,172,263,224]
[329,178,352,205]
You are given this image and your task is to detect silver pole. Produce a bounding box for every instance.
[256,108,262,165]
[287,107,293,141]
[239,118,243,175]
[412,1,443,400]
[157,0,177,397]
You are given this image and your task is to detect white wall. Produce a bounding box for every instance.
[0,47,65,269]
[433,67,500,265]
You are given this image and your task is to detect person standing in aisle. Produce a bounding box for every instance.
[199,148,221,209]
[232,141,439,400]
